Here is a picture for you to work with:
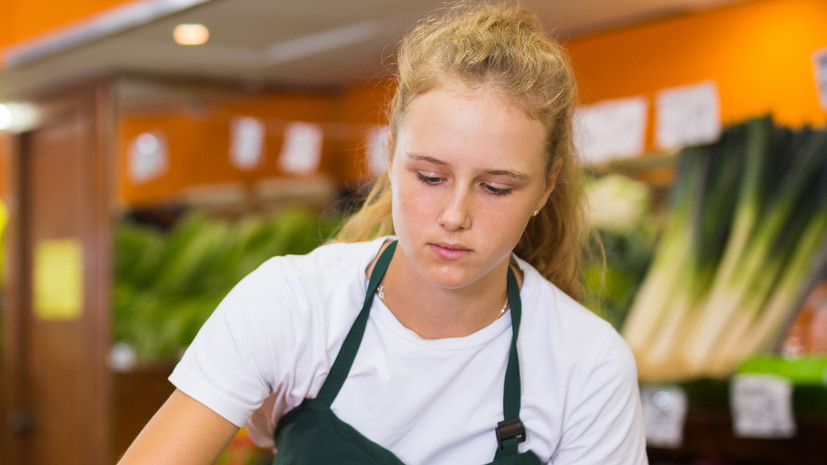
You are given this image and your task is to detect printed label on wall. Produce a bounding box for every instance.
[230,116,265,170]
[656,81,721,149]
[278,122,323,175]
[573,96,648,166]
[813,47,827,111]
[641,385,688,448]
[34,239,83,321]
[129,131,168,184]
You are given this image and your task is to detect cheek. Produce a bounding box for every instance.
[480,202,529,237]
[391,179,430,231]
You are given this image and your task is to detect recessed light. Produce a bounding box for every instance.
[0,104,12,131]
[0,102,38,132]
[173,23,209,46]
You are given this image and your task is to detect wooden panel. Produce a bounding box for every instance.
[2,126,28,465]
[111,364,175,460]
[2,83,114,465]
[25,112,89,465]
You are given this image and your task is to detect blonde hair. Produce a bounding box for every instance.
[335,2,587,300]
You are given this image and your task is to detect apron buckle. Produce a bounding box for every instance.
[496,418,526,449]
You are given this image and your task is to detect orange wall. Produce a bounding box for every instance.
[7,0,827,205]
[0,0,134,49]
[0,1,15,51]
[118,81,399,206]
[566,0,827,144]
[119,94,343,206]
[334,80,396,185]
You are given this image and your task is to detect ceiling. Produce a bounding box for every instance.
[0,0,753,102]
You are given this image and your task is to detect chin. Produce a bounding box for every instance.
[421,265,479,290]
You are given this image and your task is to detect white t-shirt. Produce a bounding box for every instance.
[169,236,647,465]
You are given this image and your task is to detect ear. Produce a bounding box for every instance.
[536,157,563,212]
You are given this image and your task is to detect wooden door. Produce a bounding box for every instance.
[2,83,114,465]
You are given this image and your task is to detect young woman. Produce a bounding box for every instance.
[119,3,647,464]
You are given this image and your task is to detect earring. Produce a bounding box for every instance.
[532,210,540,217]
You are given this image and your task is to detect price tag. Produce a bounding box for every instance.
[731,374,796,438]
[640,385,688,448]
[128,131,168,184]
[573,96,648,166]
[230,116,265,170]
[813,47,827,111]
[278,122,323,175]
[655,81,720,149]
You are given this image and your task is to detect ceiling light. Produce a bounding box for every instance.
[173,23,209,46]
[0,102,39,132]
[0,104,12,131]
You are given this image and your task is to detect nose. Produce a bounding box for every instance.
[438,186,472,231]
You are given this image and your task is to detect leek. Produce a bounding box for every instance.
[681,125,827,373]
[638,125,745,379]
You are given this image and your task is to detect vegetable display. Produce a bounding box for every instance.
[621,117,827,381]
[582,174,656,330]
[114,207,339,363]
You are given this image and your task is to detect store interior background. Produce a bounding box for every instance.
[1,0,826,464]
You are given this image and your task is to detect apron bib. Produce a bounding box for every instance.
[273,241,541,465]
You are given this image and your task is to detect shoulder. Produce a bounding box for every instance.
[517,257,625,349]
[250,237,389,295]
[514,260,645,463]
[198,237,392,345]
[515,256,637,385]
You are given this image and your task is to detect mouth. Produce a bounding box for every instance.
[432,242,471,251]
[428,242,472,260]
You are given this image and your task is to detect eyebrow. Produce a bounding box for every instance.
[407,153,531,181]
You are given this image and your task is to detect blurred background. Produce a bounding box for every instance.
[0,0,826,464]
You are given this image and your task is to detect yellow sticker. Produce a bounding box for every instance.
[34,239,83,321]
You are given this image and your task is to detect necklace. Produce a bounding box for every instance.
[375,283,509,323]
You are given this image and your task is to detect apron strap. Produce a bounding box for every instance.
[495,267,526,458]
[315,240,527,459]
[316,241,397,406]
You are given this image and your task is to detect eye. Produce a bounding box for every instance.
[416,172,443,185]
[482,183,512,196]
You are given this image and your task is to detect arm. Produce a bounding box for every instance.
[118,389,240,465]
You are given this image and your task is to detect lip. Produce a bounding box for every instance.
[429,242,472,260]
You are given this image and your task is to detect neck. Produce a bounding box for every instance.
[376,246,513,339]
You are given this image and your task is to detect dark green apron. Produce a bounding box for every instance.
[273,241,541,465]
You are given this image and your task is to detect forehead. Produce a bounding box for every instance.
[397,86,547,170]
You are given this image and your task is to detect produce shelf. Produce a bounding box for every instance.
[647,379,827,465]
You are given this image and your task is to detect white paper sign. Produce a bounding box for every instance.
[640,385,688,448]
[129,131,168,184]
[731,374,796,438]
[574,96,648,166]
[366,125,390,177]
[656,81,721,149]
[230,116,265,170]
[278,122,323,175]
[813,47,827,111]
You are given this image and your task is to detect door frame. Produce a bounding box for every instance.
[2,79,116,465]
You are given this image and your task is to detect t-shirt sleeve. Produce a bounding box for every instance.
[168,259,301,427]
[551,328,648,465]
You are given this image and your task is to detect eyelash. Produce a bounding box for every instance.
[416,172,442,185]
[483,184,512,196]
[415,172,513,196]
